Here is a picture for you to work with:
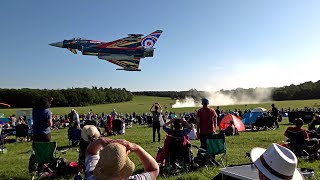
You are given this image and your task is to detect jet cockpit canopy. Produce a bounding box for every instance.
[69,37,86,40]
[128,34,143,38]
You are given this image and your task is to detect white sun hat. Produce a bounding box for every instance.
[250,143,303,180]
[81,125,100,142]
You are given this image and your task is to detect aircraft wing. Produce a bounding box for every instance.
[92,36,142,49]
[106,58,141,71]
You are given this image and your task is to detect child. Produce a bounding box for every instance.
[188,123,197,140]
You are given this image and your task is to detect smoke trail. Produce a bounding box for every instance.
[172,88,273,108]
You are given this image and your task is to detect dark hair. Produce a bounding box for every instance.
[154,105,159,115]
[173,119,182,130]
[230,121,234,125]
[33,97,51,109]
[295,118,304,127]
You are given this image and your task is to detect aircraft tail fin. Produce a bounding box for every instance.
[141,30,163,48]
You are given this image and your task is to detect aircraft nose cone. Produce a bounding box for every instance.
[49,41,63,48]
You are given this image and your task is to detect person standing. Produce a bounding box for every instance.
[271,104,280,128]
[215,106,221,124]
[32,97,53,142]
[150,102,162,142]
[110,108,118,120]
[196,98,217,152]
[10,114,17,127]
[29,97,53,174]
[73,109,80,129]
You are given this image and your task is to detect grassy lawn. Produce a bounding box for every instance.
[1,96,320,116]
[0,96,319,179]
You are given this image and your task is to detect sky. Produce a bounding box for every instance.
[0,0,319,91]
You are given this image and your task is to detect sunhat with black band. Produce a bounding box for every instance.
[93,143,135,180]
[250,143,303,180]
[81,125,100,142]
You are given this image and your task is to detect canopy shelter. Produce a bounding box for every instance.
[0,118,10,123]
[219,114,245,132]
[251,107,267,113]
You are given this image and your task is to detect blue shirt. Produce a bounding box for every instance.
[32,108,51,135]
[163,126,192,137]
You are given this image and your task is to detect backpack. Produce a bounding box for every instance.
[56,158,69,176]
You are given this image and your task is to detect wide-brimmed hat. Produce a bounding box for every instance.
[250,143,303,180]
[81,125,100,142]
[94,143,135,180]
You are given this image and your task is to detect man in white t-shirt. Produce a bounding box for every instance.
[73,109,80,129]
[110,108,118,120]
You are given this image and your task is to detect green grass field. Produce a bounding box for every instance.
[0,96,319,179]
[1,96,320,116]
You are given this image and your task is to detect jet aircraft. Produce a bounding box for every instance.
[49,30,163,71]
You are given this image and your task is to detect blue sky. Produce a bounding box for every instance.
[0,0,319,91]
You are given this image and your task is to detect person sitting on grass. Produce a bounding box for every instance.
[308,113,320,131]
[220,120,237,136]
[284,118,319,159]
[79,125,101,168]
[84,138,159,180]
[188,123,197,140]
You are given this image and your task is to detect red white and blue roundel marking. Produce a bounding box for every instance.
[142,37,156,48]
[141,31,162,48]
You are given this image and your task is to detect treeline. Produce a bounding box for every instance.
[273,80,320,101]
[0,87,133,108]
[133,89,205,100]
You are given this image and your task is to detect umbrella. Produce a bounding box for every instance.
[0,103,11,107]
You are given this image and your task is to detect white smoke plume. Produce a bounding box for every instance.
[172,97,201,108]
[172,88,273,108]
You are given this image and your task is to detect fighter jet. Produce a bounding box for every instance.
[49,30,163,71]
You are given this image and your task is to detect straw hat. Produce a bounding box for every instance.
[94,143,135,180]
[250,143,303,180]
[81,125,100,142]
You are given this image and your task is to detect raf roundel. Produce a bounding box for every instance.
[142,37,155,48]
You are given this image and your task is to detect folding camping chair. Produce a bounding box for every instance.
[16,124,29,142]
[206,134,227,167]
[287,131,314,159]
[197,134,227,167]
[161,135,193,175]
[29,142,68,179]
[112,119,122,135]
[29,142,57,179]
[68,128,81,147]
[0,126,7,153]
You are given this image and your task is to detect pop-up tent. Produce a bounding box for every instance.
[251,107,267,112]
[219,114,245,132]
[242,111,264,125]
